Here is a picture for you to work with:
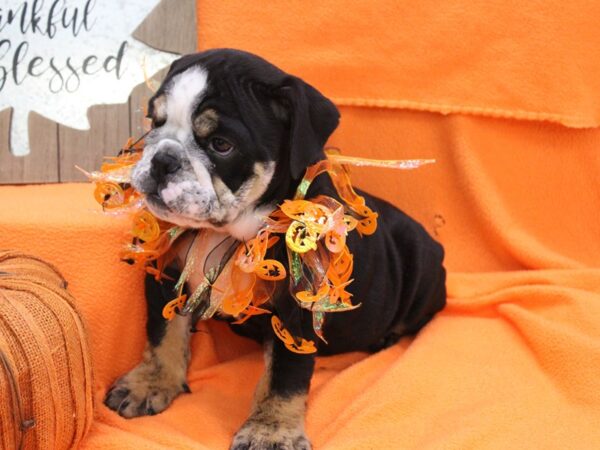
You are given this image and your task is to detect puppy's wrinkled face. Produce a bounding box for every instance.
[132,65,282,235]
[131,49,340,238]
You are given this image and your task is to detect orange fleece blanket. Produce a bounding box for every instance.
[2,0,600,448]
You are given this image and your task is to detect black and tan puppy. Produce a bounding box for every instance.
[104,49,446,450]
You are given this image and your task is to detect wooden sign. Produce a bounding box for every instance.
[0,0,196,183]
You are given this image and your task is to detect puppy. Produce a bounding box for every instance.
[104,49,446,450]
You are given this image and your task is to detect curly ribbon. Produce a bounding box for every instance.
[86,136,434,354]
[223,152,434,352]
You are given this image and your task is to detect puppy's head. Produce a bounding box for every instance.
[131,49,339,238]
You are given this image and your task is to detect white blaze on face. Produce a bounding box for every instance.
[164,66,209,138]
[164,67,215,195]
[132,66,211,195]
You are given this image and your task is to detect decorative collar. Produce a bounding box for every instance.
[84,139,433,353]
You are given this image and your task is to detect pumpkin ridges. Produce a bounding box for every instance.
[0,252,93,450]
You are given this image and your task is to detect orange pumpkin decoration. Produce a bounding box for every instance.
[162,294,187,320]
[93,182,125,209]
[285,221,320,253]
[255,259,286,281]
[132,210,161,242]
[295,282,330,303]
[271,316,317,354]
[356,212,378,235]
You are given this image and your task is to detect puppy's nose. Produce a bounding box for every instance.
[151,152,181,181]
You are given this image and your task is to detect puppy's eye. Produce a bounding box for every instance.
[209,137,234,154]
[151,117,166,129]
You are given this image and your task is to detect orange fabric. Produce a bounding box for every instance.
[197,0,600,128]
[1,0,600,448]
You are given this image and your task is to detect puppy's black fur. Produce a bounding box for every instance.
[106,49,446,449]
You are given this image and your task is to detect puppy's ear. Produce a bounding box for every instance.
[279,77,340,179]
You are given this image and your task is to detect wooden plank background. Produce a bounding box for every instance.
[0,0,197,184]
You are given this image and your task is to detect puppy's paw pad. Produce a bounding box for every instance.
[103,363,188,418]
[230,420,311,450]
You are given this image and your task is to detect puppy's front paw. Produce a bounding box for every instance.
[103,360,189,418]
[230,418,311,450]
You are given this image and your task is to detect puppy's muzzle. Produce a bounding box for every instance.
[151,152,181,183]
[150,140,183,184]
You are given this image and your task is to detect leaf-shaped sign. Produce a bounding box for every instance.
[0,0,178,156]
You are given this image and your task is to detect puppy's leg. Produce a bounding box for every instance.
[104,272,191,418]
[231,338,315,450]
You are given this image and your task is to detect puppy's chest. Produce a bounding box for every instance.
[173,230,232,302]
[173,229,271,321]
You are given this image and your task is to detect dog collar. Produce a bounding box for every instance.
[85,138,434,354]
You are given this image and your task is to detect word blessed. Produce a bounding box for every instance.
[0,39,127,93]
[0,0,129,93]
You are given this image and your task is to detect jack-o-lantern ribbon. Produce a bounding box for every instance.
[225,152,433,352]
[86,136,434,354]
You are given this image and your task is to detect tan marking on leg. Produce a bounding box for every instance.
[231,342,311,450]
[104,314,192,418]
[251,341,273,407]
[232,394,310,450]
[193,108,219,138]
[152,312,191,379]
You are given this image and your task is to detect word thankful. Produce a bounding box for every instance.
[0,0,95,37]
[0,0,129,93]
